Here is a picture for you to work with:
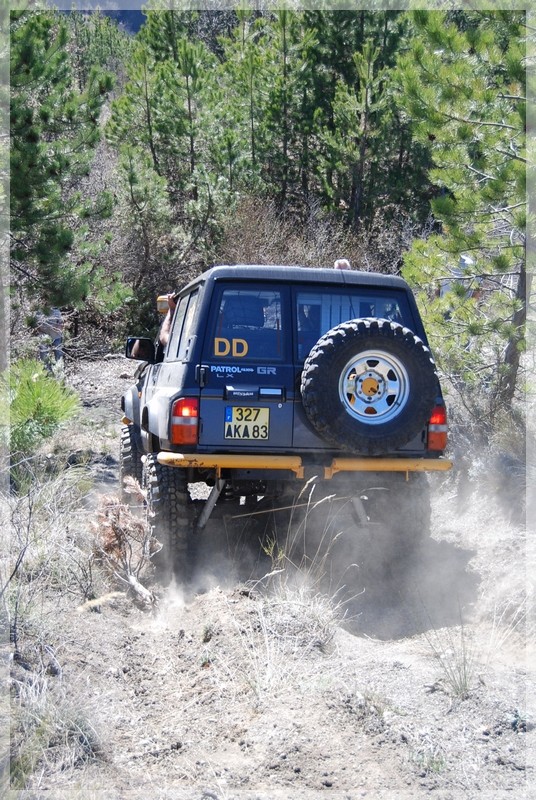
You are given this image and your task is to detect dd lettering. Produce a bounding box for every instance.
[214,337,249,357]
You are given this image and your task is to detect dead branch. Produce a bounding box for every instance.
[92,495,157,609]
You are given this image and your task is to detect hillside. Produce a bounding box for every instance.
[6,354,533,799]
[7,8,531,796]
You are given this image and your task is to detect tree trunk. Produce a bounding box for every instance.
[143,61,160,176]
[279,16,289,210]
[497,262,529,408]
[185,75,198,201]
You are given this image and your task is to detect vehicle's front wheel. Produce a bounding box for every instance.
[144,454,196,583]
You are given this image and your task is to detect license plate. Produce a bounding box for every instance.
[225,406,269,440]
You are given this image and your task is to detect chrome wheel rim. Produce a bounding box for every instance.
[338,349,410,425]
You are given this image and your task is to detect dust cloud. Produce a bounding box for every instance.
[271,476,480,641]
[153,436,531,644]
[162,474,482,642]
[149,581,187,632]
[186,506,276,594]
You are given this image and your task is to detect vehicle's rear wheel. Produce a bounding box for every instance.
[144,454,196,583]
[364,472,431,557]
[286,473,431,594]
[240,492,292,546]
[119,424,144,501]
[301,319,438,454]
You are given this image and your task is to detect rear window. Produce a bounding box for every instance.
[295,288,410,361]
[207,286,286,362]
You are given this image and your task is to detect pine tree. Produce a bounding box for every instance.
[322,41,389,229]
[251,11,328,211]
[1,3,9,373]
[106,14,228,294]
[215,10,265,187]
[309,10,429,233]
[117,146,185,294]
[139,6,190,64]
[106,41,163,176]
[175,37,210,199]
[10,10,112,308]
[107,27,216,197]
[398,10,527,416]
[69,9,132,92]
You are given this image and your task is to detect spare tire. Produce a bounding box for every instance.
[300,318,438,455]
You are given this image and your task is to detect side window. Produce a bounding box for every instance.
[209,287,285,361]
[166,291,199,360]
[296,293,323,361]
[295,290,406,360]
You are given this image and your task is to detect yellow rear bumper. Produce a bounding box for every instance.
[156,452,453,480]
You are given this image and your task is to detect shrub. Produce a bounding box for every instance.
[2,359,80,469]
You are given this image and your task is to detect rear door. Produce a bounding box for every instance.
[197,283,294,450]
[292,284,417,449]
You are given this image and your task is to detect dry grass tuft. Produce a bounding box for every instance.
[198,484,350,701]
[2,468,147,792]
[257,582,339,655]
[3,464,105,653]
[10,671,103,790]
[423,621,478,701]
[202,586,341,704]
[257,479,363,618]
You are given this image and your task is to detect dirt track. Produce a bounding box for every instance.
[12,355,534,799]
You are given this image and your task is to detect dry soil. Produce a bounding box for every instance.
[9,354,535,800]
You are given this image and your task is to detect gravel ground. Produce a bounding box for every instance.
[7,353,534,799]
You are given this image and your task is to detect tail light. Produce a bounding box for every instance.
[427,404,448,452]
[170,397,199,445]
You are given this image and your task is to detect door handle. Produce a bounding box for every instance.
[196,365,208,387]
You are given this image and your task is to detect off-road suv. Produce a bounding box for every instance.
[120,265,452,578]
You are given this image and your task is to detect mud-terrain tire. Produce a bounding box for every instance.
[365,472,431,555]
[119,424,144,500]
[301,318,438,455]
[144,454,195,583]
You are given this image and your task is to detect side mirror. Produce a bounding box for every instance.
[125,337,156,363]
